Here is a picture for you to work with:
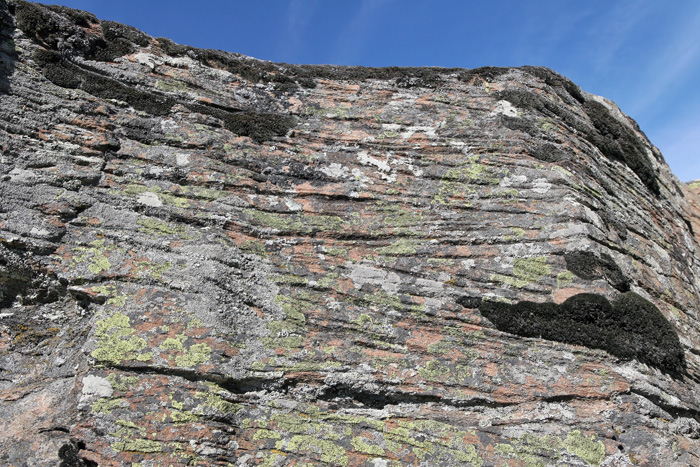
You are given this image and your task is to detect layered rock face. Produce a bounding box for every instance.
[2,1,700,465]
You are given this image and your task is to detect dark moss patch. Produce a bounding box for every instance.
[582,99,659,195]
[14,0,65,48]
[522,66,585,104]
[101,20,149,47]
[530,143,570,163]
[36,52,175,115]
[45,4,97,28]
[84,20,149,62]
[497,87,659,195]
[456,296,482,309]
[564,251,630,292]
[186,102,295,143]
[478,292,685,375]
[58,440,97,467]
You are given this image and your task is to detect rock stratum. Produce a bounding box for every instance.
[1,1,700,466]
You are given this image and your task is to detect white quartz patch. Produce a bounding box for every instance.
[82,375,113,398]
[137,191,163,207]
[493,100,518,117]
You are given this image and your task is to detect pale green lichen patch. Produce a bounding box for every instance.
[134,259,173,280]
[245,209,348,233]
[91,285,128,306]
[239,239,267,256]
[514,256,551,282]
[112,438,163,453]
[275,435,349,466]
[495,430,605,466]
[433,155,504,205]
[106,373,139,392]
[162,334,212,367]
[72,239,113,274]
[137,216,186,236]
[557,270,576,289]
[493,256,551,288]
[91,397,123,414]
[378,238,420,256]
[351,436,385,455]
[193,383,243,415]
[564,430,606,465]
[418,359,450,381]
[92,312,152,365]
[122,183,190,208]
[155,79,189,93]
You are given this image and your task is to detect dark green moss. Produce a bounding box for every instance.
[45,4,97,28]
[522,66,585,104]
[34,51,175,114]
[564,251,629,292]
[456,296,482,309]
[14,0,64,47]
[582,100,659,195]
[478,292,685,375]
[186,102,295,143]
[101,20,149,47]
[530,143,570,163]
[497,87,660,195]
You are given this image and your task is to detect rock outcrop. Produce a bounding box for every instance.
[2,1,700,465]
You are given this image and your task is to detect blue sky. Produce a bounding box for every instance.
[37,0,700,182]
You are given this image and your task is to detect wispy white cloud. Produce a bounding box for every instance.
[627,5,700,117]
[279,0,321,62]
[330,0,395,65]
[583,0,653,72]
[652,114,700,181]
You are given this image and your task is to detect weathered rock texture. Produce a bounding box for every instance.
[2,1,700,466]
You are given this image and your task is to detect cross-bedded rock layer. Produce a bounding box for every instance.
[1,1,700,465]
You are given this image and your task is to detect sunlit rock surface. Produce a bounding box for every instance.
[1,1,700,465]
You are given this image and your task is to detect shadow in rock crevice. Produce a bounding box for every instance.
[0,1,17,94]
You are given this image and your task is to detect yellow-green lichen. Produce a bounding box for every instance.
[504,227,525,240]
[271,274,309,286]
[112,438,163,453]
[91,285,127,307]
[514,256,551,282]
[418,359,450,381]
[495,430,605,466]
[378,238,419,256]
[564,430,606,465]
[72,239,113,274]
[155,79,189,92]
[254,429,282,440]
[276,435,348,467]
[137,216,185,236]
[175,342,211,367]
[92,312,152,365]
[239,239,267,256]
[106,373,139,392]
[193,384,242,414]
[135,260,173,280]
[426,338,456,355]
[91,397,123,414]
[557,270,576,289]
[161,334,186,351]
[351,436,385,455]
[245,210,348,233]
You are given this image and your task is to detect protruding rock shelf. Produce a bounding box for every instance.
[1,1,700,465]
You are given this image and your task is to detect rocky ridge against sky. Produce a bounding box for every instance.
[1,1,700,466]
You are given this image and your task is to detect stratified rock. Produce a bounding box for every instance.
[1,1,700,465]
